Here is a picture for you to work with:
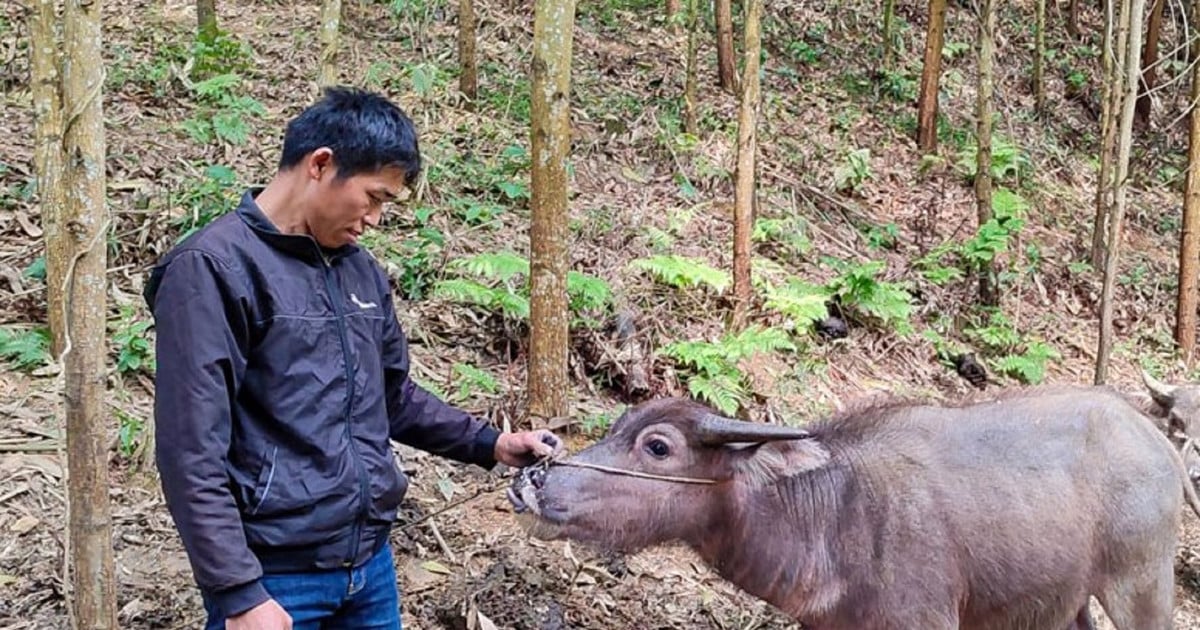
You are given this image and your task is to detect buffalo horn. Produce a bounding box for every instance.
[1141,369,1177,407]
[696,414,812,445]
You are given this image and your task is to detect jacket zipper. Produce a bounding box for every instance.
[320,251,371,568]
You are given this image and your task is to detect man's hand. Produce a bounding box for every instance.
[225,599,292,630]
[494,429,563,468]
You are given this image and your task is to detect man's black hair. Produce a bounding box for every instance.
[278,86,421,183]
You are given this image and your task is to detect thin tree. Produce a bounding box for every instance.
[732,0,762,326]
[1034,0,1046,113]
[60,0,117,626]
[318,0,341,87]
[684,0,700,135]
[883,0,897,69]
[1136,0,1167,125]
[917,0,948,151]
[31,0,66,358]
[459,0,478,106]
[1068,0,1081,38]
[1092,0,1119,268]
[1096,0,1147,384]
[975,0,998,306]
[1176,0,1200,364]
[715,0,737,93]
[528,0,577,422]
[197,0,217,41]
[667,0,680,32]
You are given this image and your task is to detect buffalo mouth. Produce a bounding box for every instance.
[507,465,568,525]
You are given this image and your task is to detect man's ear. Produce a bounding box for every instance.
[724,439,830,489]
[308,148,335,180]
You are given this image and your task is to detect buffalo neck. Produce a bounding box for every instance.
[689,455,868,622]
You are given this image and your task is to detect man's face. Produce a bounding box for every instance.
[306,152,408,249]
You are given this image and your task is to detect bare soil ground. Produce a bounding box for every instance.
[7,0,1200,627]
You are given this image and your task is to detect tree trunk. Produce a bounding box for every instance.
[528,0,576,423]
[715,0,737,93]
[684,0,699,135]
[976,0,998,307]
[1068,0,1081,38]
[1176,0,1200,365]
[1096,0,1146,385]
[681,0,700,135]
[197,0,217,41]
[732,0,761,327]
[883,0,897,69]
[917,0,948,152]
[318,0,341,87]
[1034,0,1046,113]
[1136,0,1166,126]
[666,0,680,32]
[61,0,116,626]
[31,0,67,358]
[459,0,478,107]
[1092,0,1119,268]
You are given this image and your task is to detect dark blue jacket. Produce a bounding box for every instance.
[144,189,501,618]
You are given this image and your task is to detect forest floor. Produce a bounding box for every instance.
[6,0,1200,626]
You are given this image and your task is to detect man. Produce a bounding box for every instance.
[144,86,562,630]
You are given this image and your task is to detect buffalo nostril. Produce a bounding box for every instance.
[529,467,546,490]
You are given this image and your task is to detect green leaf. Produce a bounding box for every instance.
[629,255,730,293]
[0,326,50,371]
[421,560,453,575]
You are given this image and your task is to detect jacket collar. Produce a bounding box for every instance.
[235,187,359,264]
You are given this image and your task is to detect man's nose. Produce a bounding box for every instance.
[363,209,381,228]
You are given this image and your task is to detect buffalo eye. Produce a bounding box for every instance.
[645,438,670,458]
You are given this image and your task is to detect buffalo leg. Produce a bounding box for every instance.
[1099,562,1174,630]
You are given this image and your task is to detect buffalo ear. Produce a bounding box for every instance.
[726,438,830,489]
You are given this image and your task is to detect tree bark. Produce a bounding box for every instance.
[1176,0,1200,364]
[61,0,116,626]
[715,0,737,93]
[883,0,897,69]
[917,0,948,152]
[1136,0,1166,126]
[459,0,478,107]
[528,0,576,422]
[732,0,761,327]
[666,0,680,32]
[31,0,67,358]
[975,0,997,307]
[197,0,217,41]
[684,0,699,135]
[318,0,341,87]
[1092,0,1118,268]
[1096,0,1146,385]
[1034,0,1046,113]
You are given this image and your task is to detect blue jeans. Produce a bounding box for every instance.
[203,543,402,630]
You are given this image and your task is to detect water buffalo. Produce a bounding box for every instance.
[1141,369,1200,483]
[508,385,1200,630]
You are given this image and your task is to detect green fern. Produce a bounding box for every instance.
[763,279,830,330]
[687,374,745,416]
[660,326,795,415]
[435,251,609,325]
[449,251,530,283]
[0,326,50,371]
[567,271,612,313]
[630,255,730,293]
[991,341,1060,384]
[823,259,913,334]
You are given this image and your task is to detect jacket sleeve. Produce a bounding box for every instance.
[378,274,500,469]
[146,250,269,618]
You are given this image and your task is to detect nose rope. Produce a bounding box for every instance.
[545,458,719,485]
